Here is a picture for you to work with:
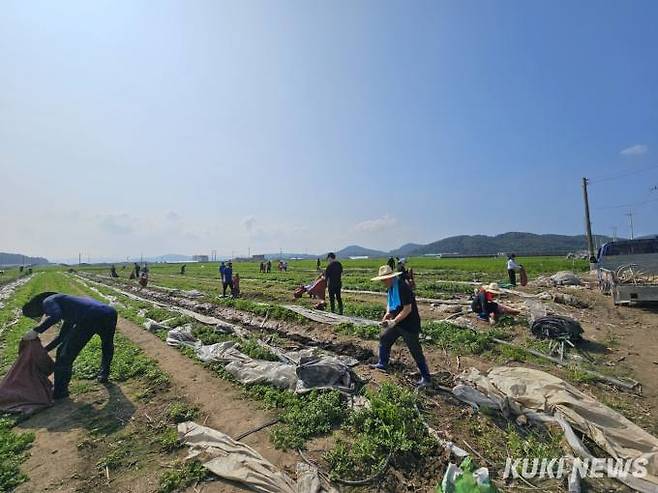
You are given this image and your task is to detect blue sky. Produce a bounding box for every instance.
[1,0,657,261]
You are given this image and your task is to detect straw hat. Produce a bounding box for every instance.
[371,265,403,281]
[482,282,502,294]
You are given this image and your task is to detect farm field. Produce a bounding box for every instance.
[0,267,29,288]
[2,257,658,493]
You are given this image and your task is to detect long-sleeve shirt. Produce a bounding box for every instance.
[324,261,343,289]
[507,258,520,271]
[34,294,113,334]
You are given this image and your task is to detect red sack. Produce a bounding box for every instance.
[520,267,528,287]
[307,278,327,301]
[0,338,55,415]
[293,286,306,299]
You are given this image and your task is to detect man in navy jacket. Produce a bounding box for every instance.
[22,292,117,399]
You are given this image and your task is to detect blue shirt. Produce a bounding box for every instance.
[34,294,114,334]
[224,266,233,281]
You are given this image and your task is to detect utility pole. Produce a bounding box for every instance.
[78,253,81,265]
[582,177,595,261]
[611,226,617,242]
[625,210,635,240]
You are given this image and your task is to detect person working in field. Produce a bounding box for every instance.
[139,264,149,288]
[472,283,520,324]
[506,254,521,286]
[134,262,141,279]
[21,292,117,399]
[324,252,343,315]
[369,265,431,387]
[219,261,226,279]
[110,265,118,278]
[222,261,234,297]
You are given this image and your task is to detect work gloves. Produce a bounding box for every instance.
[22,329,39,341]
[380,319,397,329]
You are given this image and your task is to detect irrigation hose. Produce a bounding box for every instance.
[234,418,280,441]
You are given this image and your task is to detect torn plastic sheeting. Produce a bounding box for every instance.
[295,356,354,393]
[455,367,658,490]
[144,319,170,333]
[196,341,297,390]
[550,271,581,286]
[178,421,336,493]
[283,348,359,368]
[173,333,356,393]
[553,412,658,493]
[166,325,200,348]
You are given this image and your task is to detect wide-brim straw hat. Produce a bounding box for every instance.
[371,265,403,281]
[483,282,502,294]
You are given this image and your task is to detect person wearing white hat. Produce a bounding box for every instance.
[369,265,431,387]
[472,282,519,324]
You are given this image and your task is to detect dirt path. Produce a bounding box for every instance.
[15,316,300,493]
[114,318,299,476]
[17,398,86,493]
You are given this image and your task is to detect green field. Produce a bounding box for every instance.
[0,267,29,287]
[74,255,587,302]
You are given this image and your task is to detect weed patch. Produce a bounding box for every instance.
[0,417,35,491]
[246,385,348,449]
[423,322,509,354]
[335,322,380,340]
[325,383,435,480]
[158,460,209,493]
[505,424,563,459]
[167,402,200,423]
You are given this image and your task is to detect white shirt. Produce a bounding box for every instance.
[507,258,520,270]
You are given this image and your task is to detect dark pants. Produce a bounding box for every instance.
[379,324,430,379]
[53,308,117,397]
[223,280,234,297]
[508,269,516,286]
[328,284,343,315]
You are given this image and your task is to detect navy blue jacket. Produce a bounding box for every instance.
[34,294,114,334]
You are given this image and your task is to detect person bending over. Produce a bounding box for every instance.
[22,292,117,399]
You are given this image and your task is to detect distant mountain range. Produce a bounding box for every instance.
[0,252,49,267]
[9,232,617,267]
[335,232,615,258]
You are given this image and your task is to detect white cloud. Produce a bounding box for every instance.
[353,214,397,233]
[620,144,648,156]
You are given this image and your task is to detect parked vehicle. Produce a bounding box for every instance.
[597,236,658,305]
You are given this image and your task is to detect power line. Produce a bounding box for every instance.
[594,187,658,210]
[588,163,658,184]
